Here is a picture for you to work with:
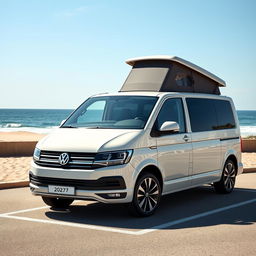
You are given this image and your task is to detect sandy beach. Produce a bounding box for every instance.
[0,132,43,181]
[0,131,45,142]
[0,132,255,183]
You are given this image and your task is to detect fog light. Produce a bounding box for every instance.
[96,192,127,199]
[107,193,121,198]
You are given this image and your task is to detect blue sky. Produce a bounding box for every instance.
[0,0,256,110]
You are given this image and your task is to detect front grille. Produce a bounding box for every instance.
[35,150,97,169]
[29,173,126,190]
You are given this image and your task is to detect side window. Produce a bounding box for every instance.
[214,100,236,129]
[156,98,186,133]
[186,98,217,132]
[77,100,106,123]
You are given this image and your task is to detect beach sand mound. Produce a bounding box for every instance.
[0,157,32,182]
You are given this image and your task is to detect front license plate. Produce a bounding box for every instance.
[48,185,75,195]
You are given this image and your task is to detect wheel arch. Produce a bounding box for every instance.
[225,154,238,174]
[136,165,163,191]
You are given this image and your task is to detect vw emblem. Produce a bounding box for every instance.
[59,153,69,165]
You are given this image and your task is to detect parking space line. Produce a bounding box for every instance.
[0,206,49,216]
[0,215,140,235]
[0,198,255,236]
[136,198,256,235]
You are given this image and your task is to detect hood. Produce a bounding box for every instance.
[37,128,142,153]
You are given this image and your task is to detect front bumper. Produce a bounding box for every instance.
[29,161,135,203]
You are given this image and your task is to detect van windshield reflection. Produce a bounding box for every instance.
[62,96,158,129]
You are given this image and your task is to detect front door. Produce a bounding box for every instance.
[155,98,192,194]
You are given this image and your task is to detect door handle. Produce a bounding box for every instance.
[183,135,189,142]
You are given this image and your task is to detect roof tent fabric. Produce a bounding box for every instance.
[120,61,170,92]
[120,59,221,95]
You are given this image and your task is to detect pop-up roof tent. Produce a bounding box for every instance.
[119,55,225,95]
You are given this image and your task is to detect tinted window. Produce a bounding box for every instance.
[156,98,186,133]
[186,98,236,132]
[186,98,217,132]
[214,100,236,129]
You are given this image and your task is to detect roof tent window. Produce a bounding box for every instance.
[175,73,193,87]
[120,61,170,92]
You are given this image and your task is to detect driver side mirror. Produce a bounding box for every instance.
[159,121,180,133]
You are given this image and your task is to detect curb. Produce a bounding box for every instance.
[243,167,256,173]
[0,180,29,190]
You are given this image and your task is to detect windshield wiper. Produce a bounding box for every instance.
[61,125,77,128]
[85,126,108,129]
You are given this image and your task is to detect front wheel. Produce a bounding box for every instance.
[129,173,161,217]
[214,159,236,194]
[42,196,74,208]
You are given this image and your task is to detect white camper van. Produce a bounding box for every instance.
[30,56,243,216]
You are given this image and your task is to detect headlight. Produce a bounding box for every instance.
[94,150,133,167]
[33,148,41,161]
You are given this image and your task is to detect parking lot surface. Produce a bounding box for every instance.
[0,173,255,256]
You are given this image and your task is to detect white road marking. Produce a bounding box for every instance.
[0,215,139,235]
[136,198,256,235]
[0,198,255,235]
[0,206,49,216]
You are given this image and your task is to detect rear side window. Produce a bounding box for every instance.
[186,98,217,132]
[214,100,236,129]
[186,98,236,132]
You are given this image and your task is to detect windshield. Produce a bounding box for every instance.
[62,96,158,129]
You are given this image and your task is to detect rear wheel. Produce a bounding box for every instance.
[129,173,161,217]
[214,159,236,194]
[42,196,74,208]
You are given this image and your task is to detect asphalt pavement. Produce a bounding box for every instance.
[0,173,255,256]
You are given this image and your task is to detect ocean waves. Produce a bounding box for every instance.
[240,126,256,137]
[0,123,23,128]
[0,126,58,134]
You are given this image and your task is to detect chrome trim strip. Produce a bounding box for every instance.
[190,170,222,179]
[69,161,93,165]
[165,170,222,185]
[40,155,59,158]
[39,159,59,163]
[71,156,94,160]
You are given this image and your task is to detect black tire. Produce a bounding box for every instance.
[214,159,236,194]
[129,172,161,217]
[42,196,74,208]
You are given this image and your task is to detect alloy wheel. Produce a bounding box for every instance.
[223,162,236,191]
[136,177,160,214]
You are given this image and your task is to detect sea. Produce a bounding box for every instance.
[0,109,256,137]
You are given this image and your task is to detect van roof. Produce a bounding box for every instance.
[126,55,226,87]
[92,91,230,100]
